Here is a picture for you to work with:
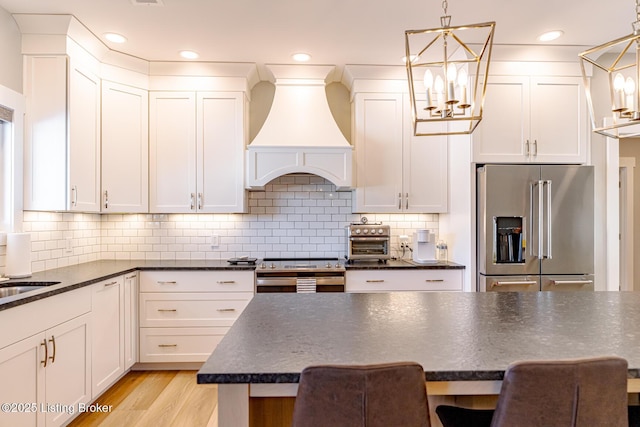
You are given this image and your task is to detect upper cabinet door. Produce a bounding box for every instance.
[24,55,68,211]
[353,93,404,213]
[149,92,197,213]
[68,59,101,212]
[473,75,531,163]
[402,95,448,213]
[530,77,587,164]
[102,81,149,213]
[473,74,588,164]
[197,92,247,213]
[23,54,101,212]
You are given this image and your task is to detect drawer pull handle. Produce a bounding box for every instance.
[157,281,177,285]
[492,281,537,288]
[125,275,137,280]
[41,339,48,367]
[549,280,593,286]
[217,280,236,284]
[158,344,177,348]
[157,309,177,312]
[48,335,56,364]
[425,279,444,283]
[366,280,385,283]
[105,281,118,287]
[216,308,236,312]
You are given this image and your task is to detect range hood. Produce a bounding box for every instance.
[246,65,353,190]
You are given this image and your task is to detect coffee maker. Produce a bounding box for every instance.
[412,229,436,263]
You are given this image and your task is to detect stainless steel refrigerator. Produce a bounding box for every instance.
[477,164,594,292]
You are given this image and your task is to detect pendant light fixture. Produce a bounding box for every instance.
[405,0,495,136]
[579,0,640,138]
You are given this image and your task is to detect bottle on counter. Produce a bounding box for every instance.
[436,240,448,262]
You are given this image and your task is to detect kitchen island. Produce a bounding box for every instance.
[197,291,640,427]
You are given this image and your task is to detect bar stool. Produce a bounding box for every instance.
[291,362,431,427]
[436,356,628,427]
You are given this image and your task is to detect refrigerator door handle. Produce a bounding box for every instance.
[549,279,593,286]
[537,180,544,260]
[545,180,553,259]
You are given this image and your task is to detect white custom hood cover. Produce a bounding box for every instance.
[246,65,352,190]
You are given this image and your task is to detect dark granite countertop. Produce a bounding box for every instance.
[197,291,640,384]
[345,259,464,270]
[0,258,465,311]
[0,259,255,311]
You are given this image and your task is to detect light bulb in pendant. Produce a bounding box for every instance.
[614,73,626,111]
[625,77,636,112]
[424,69,434,108]
[458,68,468,107]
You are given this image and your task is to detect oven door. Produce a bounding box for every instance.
[348,237,390,260]
[255,276,345,293]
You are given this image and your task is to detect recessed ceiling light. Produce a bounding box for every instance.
[104,33,127,44]
[179,50,199,60]
[292,53,311,62]
[538,30,564,42]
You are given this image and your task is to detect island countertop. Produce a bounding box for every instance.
[197,291,640,384]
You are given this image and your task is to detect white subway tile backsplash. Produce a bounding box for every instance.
[0,176,440,273]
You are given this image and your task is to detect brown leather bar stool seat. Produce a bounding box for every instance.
[437,356,629,427]
[291,361,431,427]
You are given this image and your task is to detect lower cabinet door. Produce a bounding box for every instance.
[91,277,125,398]
[139,327,228,363]
[0,333,46,427]
[45,313,92,427]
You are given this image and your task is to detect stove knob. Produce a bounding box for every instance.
[378,228,384,234]
[260,262,266,269]
[326,262,332,268]
[355,229,361,234]
[363,229,369,234]
[270,263,276,269]
[335,263,340,268]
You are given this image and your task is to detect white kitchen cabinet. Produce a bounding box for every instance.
[23,54,101,212]
[473,75,587,164]
[123,272,139,370]
[0,288,92,427]
[138,270,253,363]
[91,276,124,398]
[101,81,149,213]
[149,91,247,213]
[346,269,463,292]
[44,313,92,427]
[352,93,448,213]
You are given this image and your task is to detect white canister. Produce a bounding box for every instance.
[5,233,32,278]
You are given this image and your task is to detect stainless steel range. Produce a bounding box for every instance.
[255,258,346,293]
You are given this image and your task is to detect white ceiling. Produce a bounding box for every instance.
[0,0,634,67]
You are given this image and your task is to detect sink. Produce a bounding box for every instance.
[0,286,46,297]
[0,282,60,298]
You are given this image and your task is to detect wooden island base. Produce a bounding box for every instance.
[217,379,640,427]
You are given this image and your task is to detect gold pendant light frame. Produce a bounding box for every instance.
[405,0,495,136]
[579,0,640,138]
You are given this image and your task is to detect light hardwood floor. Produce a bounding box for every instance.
[69,371,218,427]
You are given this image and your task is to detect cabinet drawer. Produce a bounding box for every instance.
[0,287,91,349]
[140,271,254,292]
[139,327,227,363]
[346,269,463,292]
[139,292,253,327]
